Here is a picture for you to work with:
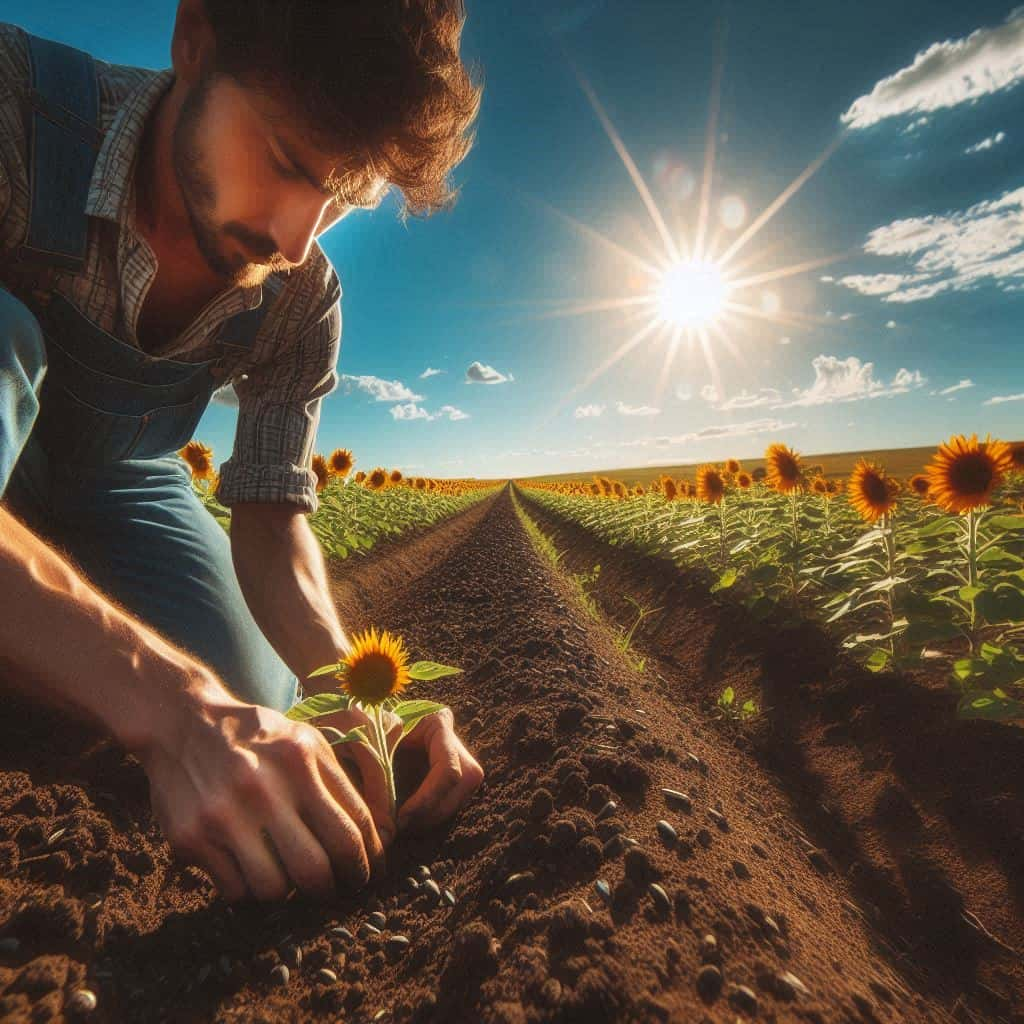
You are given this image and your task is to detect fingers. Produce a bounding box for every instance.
[222,822,293,902]
[396,717,465,831]
[264,807,337,900]
[344,741,396,851]
[192,842,248,903]
[311,748,386,885]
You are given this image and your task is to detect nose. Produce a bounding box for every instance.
[271,195,334,266]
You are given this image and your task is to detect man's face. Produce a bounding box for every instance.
[171,71,348,288]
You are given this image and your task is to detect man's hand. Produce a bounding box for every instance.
[327,705,484,844]
[137,684,387,903]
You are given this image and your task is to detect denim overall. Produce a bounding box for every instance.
[0,34,300,712]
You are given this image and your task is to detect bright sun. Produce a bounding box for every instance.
[655,260,727,327]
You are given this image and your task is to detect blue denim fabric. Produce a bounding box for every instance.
[0,287,300,712]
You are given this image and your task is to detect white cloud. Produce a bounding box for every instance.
[390,402,470,422]
[835,186,1024,303]
[419,367,444,378]
[340,374,424,403]
[819,275,834,282]
[574,403,605,418]
[838,313,855,321]
[936,378,975,395]
[466,361,514,384]
[616,401,660,417]
[716,388,783,411]
[618,418,798,448]
[902,115,930,134]
[841,8,1024,130]
[885,320,897,328]
[965,130,1007,154]
[984,392,1024,405]
[390,402,432,421]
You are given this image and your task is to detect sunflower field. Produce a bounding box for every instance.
[177,440,498,558]
[518,435,1024,723]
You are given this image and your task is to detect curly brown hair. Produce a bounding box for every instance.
[202,0,483,220]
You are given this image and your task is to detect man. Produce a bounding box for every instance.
[0,0,484,903]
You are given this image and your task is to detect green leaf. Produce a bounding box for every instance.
[975,585,1024,624]
[987,515,1024,532]
[865,649,890,673]
[321,725,373,747]
[958,584,985,603]
[901,619,962,647]
[978,546,1024,566]
[916,519,961,538]
[392,699,448,738]
[285,691,353,722]
[407,660,463,681]
[308,662,346,679]
[711,568,738,592]
[718,686,735,707]
[957,690,1024,722]
[741,700,757,714]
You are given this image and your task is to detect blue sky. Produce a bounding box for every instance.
[8,1,1024,479]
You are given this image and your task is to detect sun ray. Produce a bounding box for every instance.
[693,18,727,263]
[718,129,851,268]
[727,245,862,289]
[571,63,681,264]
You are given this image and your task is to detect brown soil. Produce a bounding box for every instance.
[0,482,1020,1023]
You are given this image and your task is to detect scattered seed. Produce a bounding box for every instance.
[661,789,693,813]
[422,879,441,900]
[594,879,611,902]
[368,912,387,930]
[317,968,338,984]
[404,876,421,893]
[270,964,290,987]
[732,860,751,880]
[696,964,722,1001]
[601,835,624,858]
[359,922,382,937]
[386,935,411,955]
[729,984,758,1013]
[414,865,432,881]
[47,827,68,846]
[774,970,810,999]
[329,926,354,942]
[442,888,457,907]
[656,820,677,846]
[648,883,671,914]
[595,800,618,822]
[700,933,718,962]
[763,914,781,937]
[67,989,98,1015]
[281,944,302,969]
[707,808,730,831]
[621,837,640,848]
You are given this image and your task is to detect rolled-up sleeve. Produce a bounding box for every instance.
[216,280,341,515]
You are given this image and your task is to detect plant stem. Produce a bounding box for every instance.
[967,506,978,653]
[372,704,398,824]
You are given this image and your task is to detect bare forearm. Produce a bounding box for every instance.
[230,506,350,689]
[0,506,219,753]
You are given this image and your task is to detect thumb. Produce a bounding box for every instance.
[345,742,396,849]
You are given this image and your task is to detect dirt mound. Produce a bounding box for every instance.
[0,483,1012,1021]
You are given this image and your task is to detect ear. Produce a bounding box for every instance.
[170,0,218,86]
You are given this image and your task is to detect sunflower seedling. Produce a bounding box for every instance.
[285,627,461,823]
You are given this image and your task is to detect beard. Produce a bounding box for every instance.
[171,73,293,289]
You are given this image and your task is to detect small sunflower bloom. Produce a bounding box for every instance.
[311,454,330,493]
[909,473,931,499]
[765,443,803,494]
[328,447,355,477]
[179,440,214,481]
[336,627,413,705]
[925,434,1014,514]
[848,459,899,523]
[696,464,727,504]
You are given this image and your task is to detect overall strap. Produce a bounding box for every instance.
[15,33,102,272]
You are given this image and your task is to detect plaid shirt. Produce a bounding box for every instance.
[0,22,344,513]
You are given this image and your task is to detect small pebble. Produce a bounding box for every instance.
[596,800,618,822]
[774,970,810,999]
[368,911,387,930]
[696,964,723,1001]
[386,935,411,955]
[270,964,290,987]
[648,883,671,914]
[67,989,98,1015]
[661,788,693,813]
[656,820,677,846]
[317,968,338,984]
[729,984,758,1013]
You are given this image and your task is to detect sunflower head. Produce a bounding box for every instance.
[179,440,214,481]
[909,473,931,498]
[662,477,678,501]
[810,475,828,496]
[696,464,727,504]
[336,627,412,705]
[389,469,403,484]
[634,484,645,496]
[366,467,388,490]
[925,434,1014,514]
[725,458,742,475]
[848,459,899,523]
[825,478,842,497]
[328,448,355,477]
[311,454,330,492]
[765,443,803,493]
[736,471,752,489]
[1011,443,1024,472]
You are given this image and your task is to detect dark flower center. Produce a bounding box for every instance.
[949,452,993,496]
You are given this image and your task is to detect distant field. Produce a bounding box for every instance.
[515,441,1024,487]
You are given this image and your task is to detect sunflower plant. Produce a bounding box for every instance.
[285,627,461,823]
